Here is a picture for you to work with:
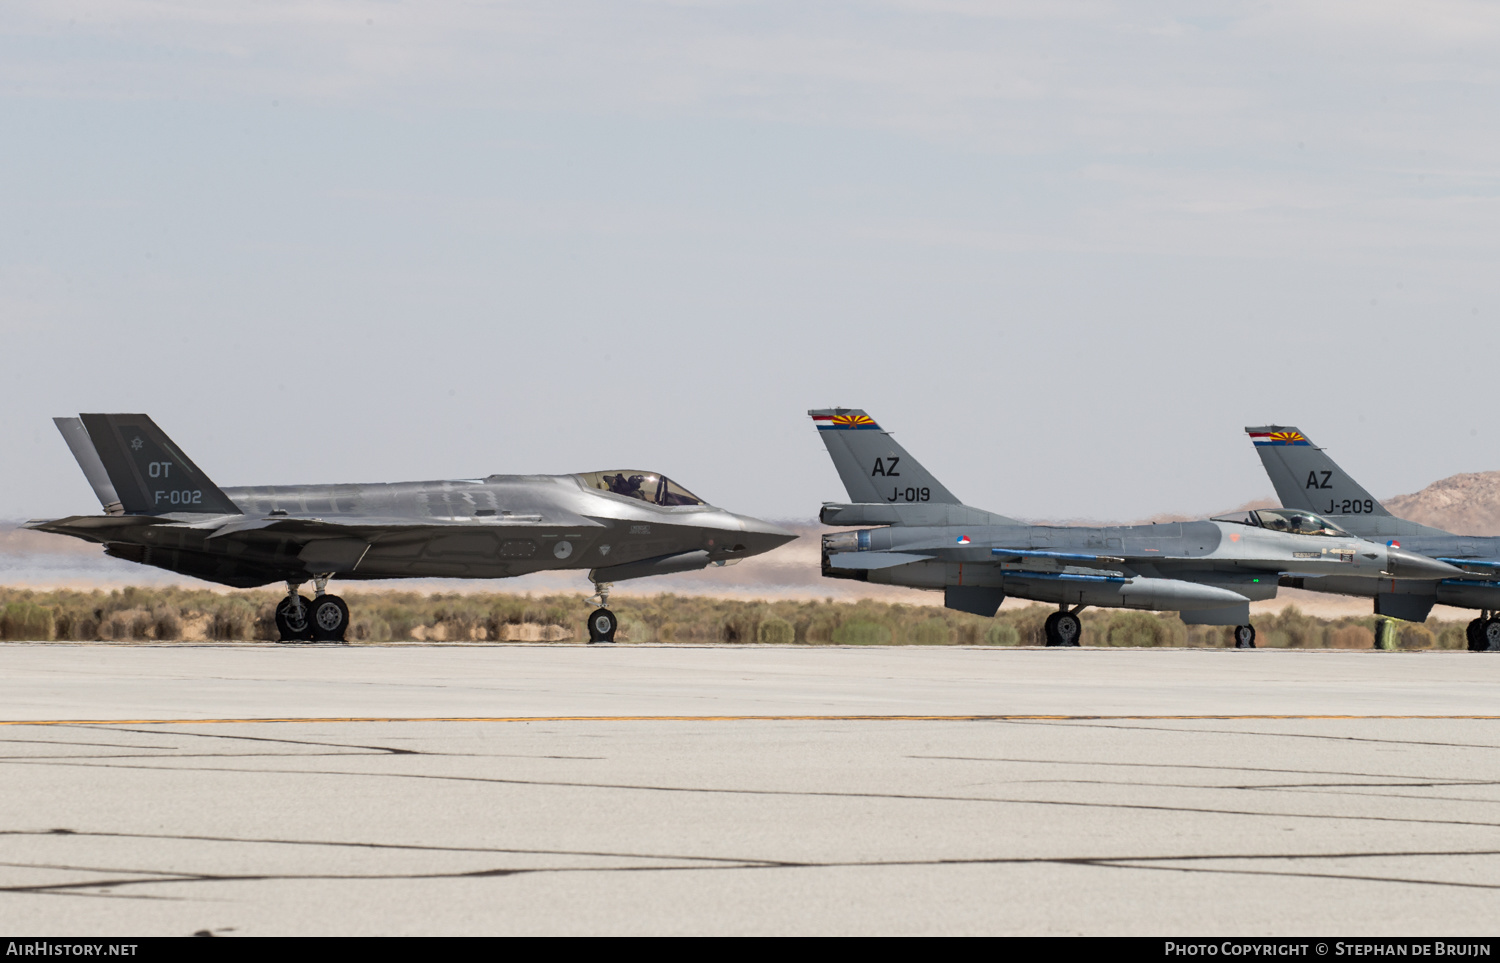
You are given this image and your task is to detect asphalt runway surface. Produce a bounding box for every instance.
[1,643,1498,935]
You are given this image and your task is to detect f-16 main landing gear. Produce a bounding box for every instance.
[1468,612,1500,652]
[276,576,349,643]
[1043,606,1083,647]
[586,581,617,644]
[1233,624,1257,648]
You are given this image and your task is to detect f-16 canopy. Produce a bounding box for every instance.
[1210,508,1350,537]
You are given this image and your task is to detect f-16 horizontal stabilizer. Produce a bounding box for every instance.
[75,414,241,516]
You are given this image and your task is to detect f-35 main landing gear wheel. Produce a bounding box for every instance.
[587,608,618,644]
[1044,611,1082,647]
[310,595,350,642]
[1233,624,1257,649]
[275,593,314,642]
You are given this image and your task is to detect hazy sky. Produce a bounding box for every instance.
[3,1,1498,523]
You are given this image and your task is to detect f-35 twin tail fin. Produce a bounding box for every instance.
[55,414,241,516]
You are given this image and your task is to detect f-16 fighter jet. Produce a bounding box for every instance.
[28,414,795,643]
[810,409,1462,647]
[1247,425,1500,651]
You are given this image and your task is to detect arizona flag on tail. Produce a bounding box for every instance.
[1248,429,1310,447]
[812,412,880,431]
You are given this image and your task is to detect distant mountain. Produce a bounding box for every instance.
[1384,471,1500,536]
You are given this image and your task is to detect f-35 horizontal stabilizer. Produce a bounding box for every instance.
[78,414,241,516]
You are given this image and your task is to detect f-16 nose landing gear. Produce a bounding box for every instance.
[586,581,617,644]
[1233,624,1257,648]
[276,576,350,643]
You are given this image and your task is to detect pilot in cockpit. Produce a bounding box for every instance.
[606,473,647,499]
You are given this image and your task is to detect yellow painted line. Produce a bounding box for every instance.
[0,714,1499,726]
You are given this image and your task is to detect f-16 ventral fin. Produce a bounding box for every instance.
[1244,425,1390,519]
[808,409,962,506]
[78,414,242,516]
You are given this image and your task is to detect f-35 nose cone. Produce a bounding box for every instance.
[1385,549,1468,581]
[727,515,799,557]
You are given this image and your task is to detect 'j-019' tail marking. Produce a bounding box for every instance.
[808,408,962,505]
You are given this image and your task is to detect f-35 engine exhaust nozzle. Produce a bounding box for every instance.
[1384,548,1470,581]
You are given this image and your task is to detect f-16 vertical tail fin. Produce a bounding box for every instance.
[808,409,963,506]
[53,417,125,516]
[1245,425,1390,518]
[75,414,242,516]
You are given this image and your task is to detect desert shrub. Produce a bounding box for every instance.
[1327,624,1374,649]
[757,617,794,644]
[1434,621,1469,650]
[1010,606,1053,646]
[1265,605,1325,648]
[152,607,182,641]
[1,601,55,641]
[1399,623,1436,649]
[910,618,952,644]
[1107,611,1166,647]
[210,598,259,640]
[804,617,838,643]
[832,620,891,645]
[619,618,652,643]
[984,622,1020,646]
[351,616,393,642]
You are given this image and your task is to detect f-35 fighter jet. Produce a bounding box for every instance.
[28,414,795,643]
[810,409,1462,647]
[1246,425,1500,650]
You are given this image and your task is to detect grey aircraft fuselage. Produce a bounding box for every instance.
[810,409,1464,630]
[29,415,794,591]
[1246,425,1500,622]
[45,476,793,589]
[822,513,1446,621]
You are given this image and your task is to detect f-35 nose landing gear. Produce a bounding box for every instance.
[586,581,617,644]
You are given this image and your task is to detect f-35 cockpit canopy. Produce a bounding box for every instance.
[578,471,706,507]
[1211,508,1350,537]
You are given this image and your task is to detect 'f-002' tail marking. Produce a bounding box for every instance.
[77,414,241,516]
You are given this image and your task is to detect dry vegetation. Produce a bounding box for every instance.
[0,586,1476,649]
